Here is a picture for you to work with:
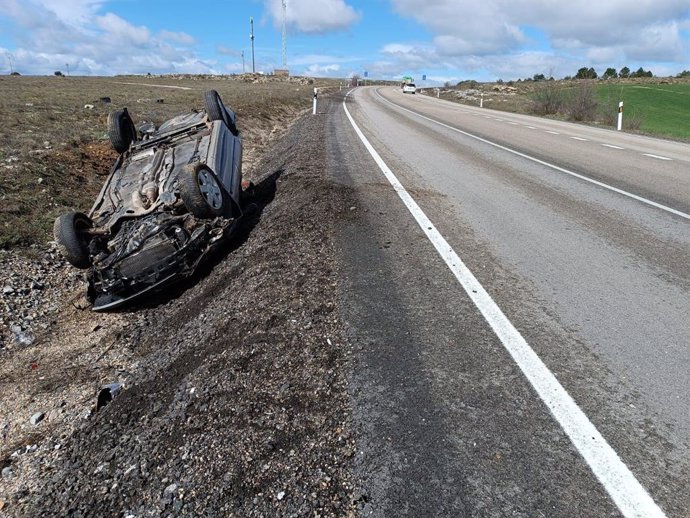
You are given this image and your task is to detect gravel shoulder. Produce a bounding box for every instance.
[0,94,360,516]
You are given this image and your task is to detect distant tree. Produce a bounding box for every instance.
[496,78,504,84]
[619,66,630,78]
[631,67,653,78]
[54,70,64,76]
[444,81,453,88]
[602,67,618,79]
[350,74,360,87]
[532,73,546,81]
[575,67,597,79]
[563,75,572,80]
[676,70,690,78]
[10,71,20,76]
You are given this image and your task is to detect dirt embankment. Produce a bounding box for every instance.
[0,95,361,516]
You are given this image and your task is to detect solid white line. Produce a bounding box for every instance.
[526,125,537,129]
[602,144,625,150]
[545,130,560,135]
[643,153,672,161]
[373,89,690,221]
[571,136,589,141]
[509,122,519,125]
[343,90,667,518]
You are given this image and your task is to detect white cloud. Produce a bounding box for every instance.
[305,63,340,75]
[95,13,149,45]
[389,0,690,63]
[159,30,196,45]
[0,0,217,75]
[263,0,360,34]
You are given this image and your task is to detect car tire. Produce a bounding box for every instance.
[179,163,225,218]
[108,108,136,154]
[204,90,238,134]
[53,212,93,269]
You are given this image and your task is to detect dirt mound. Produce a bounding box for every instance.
[0,96,360,516]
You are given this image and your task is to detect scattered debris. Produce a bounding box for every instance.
[98,97,111,103]
[84,104,94,110]
[2,466,13,479]
[10,325,33,346]
[29,412,45,426]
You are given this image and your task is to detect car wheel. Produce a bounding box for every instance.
[53,212,93,269]
[107,108,136,154]
[204,90,238,134]
[180,163,225,218]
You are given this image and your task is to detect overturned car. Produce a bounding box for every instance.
[54,90,252,310]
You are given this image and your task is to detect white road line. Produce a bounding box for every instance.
[545,130,560,135]
[343,91,667,518]
[602,144,625,150]
[526,126,537,129]
[643,153,673,161]
[509,122,519,125]
[373,89,690,221]
[571,136,589,141]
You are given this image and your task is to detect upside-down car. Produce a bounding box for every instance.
[54,90,252,310]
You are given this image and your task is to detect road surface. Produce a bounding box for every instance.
[327,87,689,517]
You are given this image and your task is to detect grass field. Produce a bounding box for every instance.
[596,82,690,139]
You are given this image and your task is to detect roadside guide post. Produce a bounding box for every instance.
[436,88,440,98]
[313,88,318,115]
[617,101,624,131]
[480,93,484,108]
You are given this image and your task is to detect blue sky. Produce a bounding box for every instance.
[1,0,689,84]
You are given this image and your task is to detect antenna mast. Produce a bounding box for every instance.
[281,0,287,68]
[250,17,256,73]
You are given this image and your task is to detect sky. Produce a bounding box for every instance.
[1,0,689,84]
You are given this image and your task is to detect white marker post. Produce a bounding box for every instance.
[617,101,623,131]
[436,88,440,99]
[480,93,484,108]
[313,88,318,115]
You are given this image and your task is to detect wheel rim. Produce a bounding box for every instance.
[197,169,223,210]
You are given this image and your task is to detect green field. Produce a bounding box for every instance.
[596,82,690,139]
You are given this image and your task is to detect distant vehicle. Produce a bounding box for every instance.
[402,83,417,94]
[53,90,252,310]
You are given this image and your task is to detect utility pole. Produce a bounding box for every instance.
[66,63,70,76]
[250,17,256,73]
[6,52,14,74]
[241,51,245,74]
[281,0,287,68]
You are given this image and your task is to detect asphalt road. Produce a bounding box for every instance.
[327,87,689,517]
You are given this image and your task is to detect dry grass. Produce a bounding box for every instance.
[0,75,326,250]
